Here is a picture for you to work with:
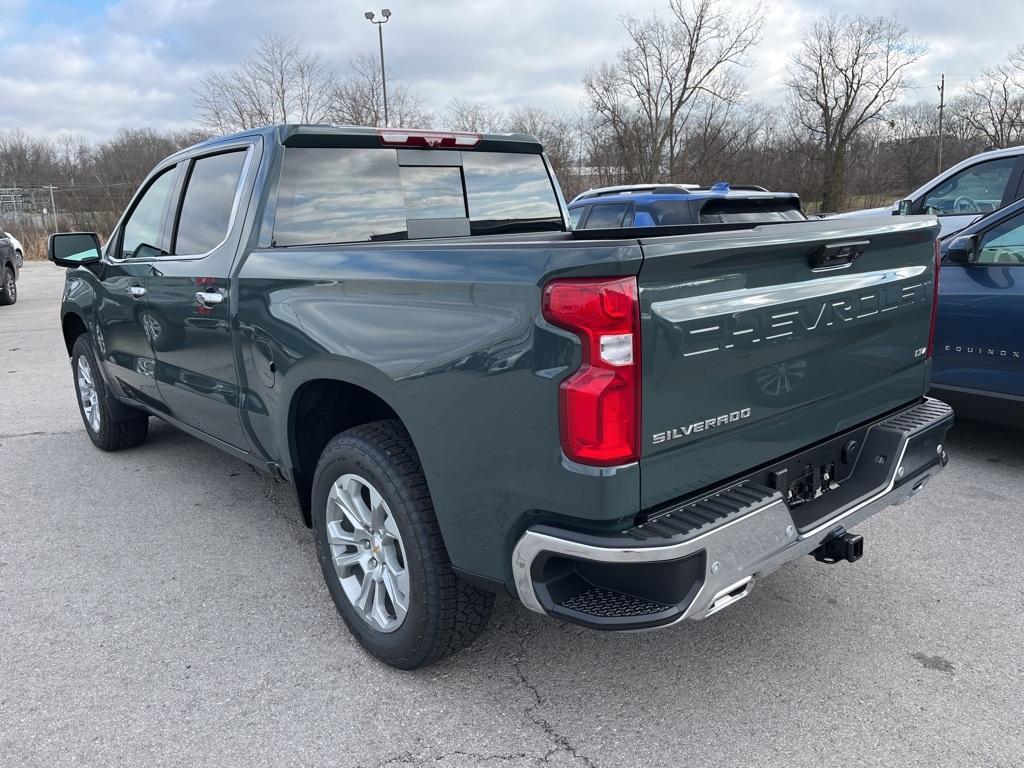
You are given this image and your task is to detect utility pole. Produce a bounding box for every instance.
[937,74,945,173]
[47,185,58,232]
[364,9,392,128]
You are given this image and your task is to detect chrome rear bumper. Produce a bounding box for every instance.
[511,398,953,630]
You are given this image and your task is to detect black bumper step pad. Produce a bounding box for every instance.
[626,482,780,543]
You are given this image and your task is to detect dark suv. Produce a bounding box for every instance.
[0,234,18,305]
[568,183,805,230]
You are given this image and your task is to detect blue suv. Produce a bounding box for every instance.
[568,183,806,229]
[932,197,1024,426]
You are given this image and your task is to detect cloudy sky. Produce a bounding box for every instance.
[1,0,1022,140]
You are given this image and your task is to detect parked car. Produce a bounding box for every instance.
[48,125,952,669]
[931,197,1024,426]
[831,146,1024,236]
[1,229,25,267]
[568,182,805,229]
[0,234,18,305]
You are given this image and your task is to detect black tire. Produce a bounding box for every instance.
[312,419,494,669]
[71,333,149,451]
[0,266,15,306]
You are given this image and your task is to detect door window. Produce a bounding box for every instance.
[568,206,588,229]
[121,166,176,258]
[978,211,1024,264]
[580,203,632,229]
[173,150,248,255]
[921,157,1017,216]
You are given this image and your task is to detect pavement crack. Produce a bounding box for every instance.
[509,614,599,768]
[0,428,85,440]
[356,749,530,767]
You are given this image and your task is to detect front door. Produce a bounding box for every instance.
[94,163,179,409]
[146,144,256,451]
[934,209,1024,398]
[918,155,1023,237]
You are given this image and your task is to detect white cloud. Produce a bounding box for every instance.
[3,0,1023,139]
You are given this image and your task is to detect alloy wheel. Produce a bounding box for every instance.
[325,473,411,633]
[76,355,101,433]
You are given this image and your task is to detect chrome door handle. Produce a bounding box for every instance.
[127,285,147,298]
[195,290,224,307]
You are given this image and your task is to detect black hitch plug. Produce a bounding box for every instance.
[812,529,864,564]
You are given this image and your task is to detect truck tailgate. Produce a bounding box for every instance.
[638,216,940,509]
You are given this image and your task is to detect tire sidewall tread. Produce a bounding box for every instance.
[312,419,492,669]
[71,334,149,452]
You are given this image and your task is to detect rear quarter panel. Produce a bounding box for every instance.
[235,238,644,584]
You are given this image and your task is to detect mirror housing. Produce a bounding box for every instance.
[897,199,914,216]
[48,232,102,267]
[945,234,979,265]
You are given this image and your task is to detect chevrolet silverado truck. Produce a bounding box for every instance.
[48,125,953,669]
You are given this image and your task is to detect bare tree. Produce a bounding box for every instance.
[788,13,925,211]
[583,0,765,183]
[505,106,578,178]
[443,98,505,132]
[330,53,433,128]
[194,35,336,132]
[951,48,1024,149]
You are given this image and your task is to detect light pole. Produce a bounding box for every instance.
[364,9,392,127]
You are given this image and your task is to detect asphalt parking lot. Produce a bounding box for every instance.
[1,262,1022,768]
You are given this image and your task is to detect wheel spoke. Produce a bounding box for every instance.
[339,477,374,528]
[330,486,370,535]
[382,567,409,618]
[354,574,374,616]
[372,574,390,628]
[332,549,365,570]
[326,519,358,546]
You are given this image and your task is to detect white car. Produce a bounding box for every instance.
[830,146,1024,237]
[1,230,24,267]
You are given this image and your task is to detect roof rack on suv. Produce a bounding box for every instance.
[570,184,700,203]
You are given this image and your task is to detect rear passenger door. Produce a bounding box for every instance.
[145,141,258,451]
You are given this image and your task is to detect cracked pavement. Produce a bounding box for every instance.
[2,263,1023,767]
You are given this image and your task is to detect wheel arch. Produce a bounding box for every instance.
[280,361,421,528]
[61,311,89,357]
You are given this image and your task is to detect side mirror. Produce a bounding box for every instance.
[48,232,102,267]
[897,199,914,216]
[945,234,979,265]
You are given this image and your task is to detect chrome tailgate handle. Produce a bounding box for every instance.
[195,290,224,307]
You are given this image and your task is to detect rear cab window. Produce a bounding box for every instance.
[272,147,563,246]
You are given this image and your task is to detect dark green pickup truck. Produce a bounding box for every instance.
[49,125,953,669]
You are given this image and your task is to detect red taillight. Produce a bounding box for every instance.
[543,277,640,466]
[927,239,941,358]
[377,129,481,148]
